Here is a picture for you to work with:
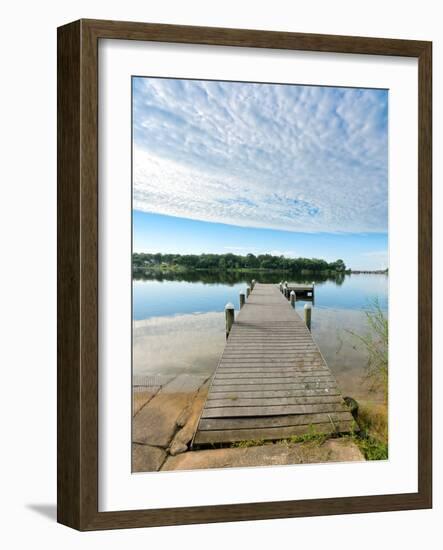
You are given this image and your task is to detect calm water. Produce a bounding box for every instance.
[133,272,387,320]
[133,272,388,402]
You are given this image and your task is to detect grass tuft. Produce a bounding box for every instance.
[348,297,388,402]
[283,425,328,446]
[355,435,388,460]
[231,439,265,448]
[351,401,388,460]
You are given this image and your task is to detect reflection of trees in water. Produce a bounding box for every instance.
[133,269,349,286]
[335,272,345,286]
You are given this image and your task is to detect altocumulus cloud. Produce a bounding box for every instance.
[133,77,388,233]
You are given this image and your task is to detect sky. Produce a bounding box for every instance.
[132,77,388,270]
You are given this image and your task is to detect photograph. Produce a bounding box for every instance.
[131,76,389,473]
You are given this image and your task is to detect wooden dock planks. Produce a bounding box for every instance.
[193,283,353,445]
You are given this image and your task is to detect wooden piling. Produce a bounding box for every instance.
[304,303,312,331]
[290,290,296,308]
[251,279,256,290]
[225,303,235,339]
[246,286,251,298]
[239,292,245,309]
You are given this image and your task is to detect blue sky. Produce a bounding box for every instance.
[132,77,388,270]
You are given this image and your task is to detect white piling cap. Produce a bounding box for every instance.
[312,281,315,285]
[304,303,312,309]
[290,290,295,296]
[225,302,235,310]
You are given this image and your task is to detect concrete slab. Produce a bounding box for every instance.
[132,444,167,472]
[162,438,364,471]
[169,381,210,455]
[133,387,160,416]
[132,375,208,448]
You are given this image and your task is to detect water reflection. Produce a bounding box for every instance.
[133,272,388,320]
[132,272,388,403]
[133,269,347,285]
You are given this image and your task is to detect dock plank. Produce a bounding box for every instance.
[198,411,352,431]
[193,283,353,446]
[194,422,353,445]
[212,376,336,386]
[202,402,349,418]
[207,389,341,400]
[205,395,344,408]
[210,382,338,393]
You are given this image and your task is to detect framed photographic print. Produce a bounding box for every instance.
[57,19,432,530]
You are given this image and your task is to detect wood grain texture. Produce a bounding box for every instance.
[207,389,341,400]
[80,18,429,56]
[201,403,348,418]
[199,412,352,431]
[417,40,433,509]
[194,422,355,445]
[57,19,432,530]
[57,20,81,529]
[209,382,338,393]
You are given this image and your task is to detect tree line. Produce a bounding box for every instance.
[133,252,347,273]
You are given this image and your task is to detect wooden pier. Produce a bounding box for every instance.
[281,281,315,301]
[193,283,353,446]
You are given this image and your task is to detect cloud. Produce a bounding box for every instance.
[133,78,388,233]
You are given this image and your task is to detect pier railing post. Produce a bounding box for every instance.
[290,290,296,308]
[304,303,312,331]
[279,281,283,293]
[225,303,235,339]
[239,292,245,309]
[284,282,289,299]
[246,286,251,298]
[251,279,256,290]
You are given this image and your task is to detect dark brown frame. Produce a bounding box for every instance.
[57,19,432,531]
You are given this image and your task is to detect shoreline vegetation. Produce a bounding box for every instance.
[347,299,389,459]
[133,252,388,277]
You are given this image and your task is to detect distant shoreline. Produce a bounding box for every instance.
[133,265,388,277]
[133,252,387,277]
[134,265,349,274]
[350,269,389,275]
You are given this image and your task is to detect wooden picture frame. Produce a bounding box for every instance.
[57,19,432,530]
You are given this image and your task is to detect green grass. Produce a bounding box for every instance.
[350,400,388,460]
[283,425,329,446]
[227,414,389,461]
[355,435,388,460]
[231,439,265,448]
[285,433,327,446]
